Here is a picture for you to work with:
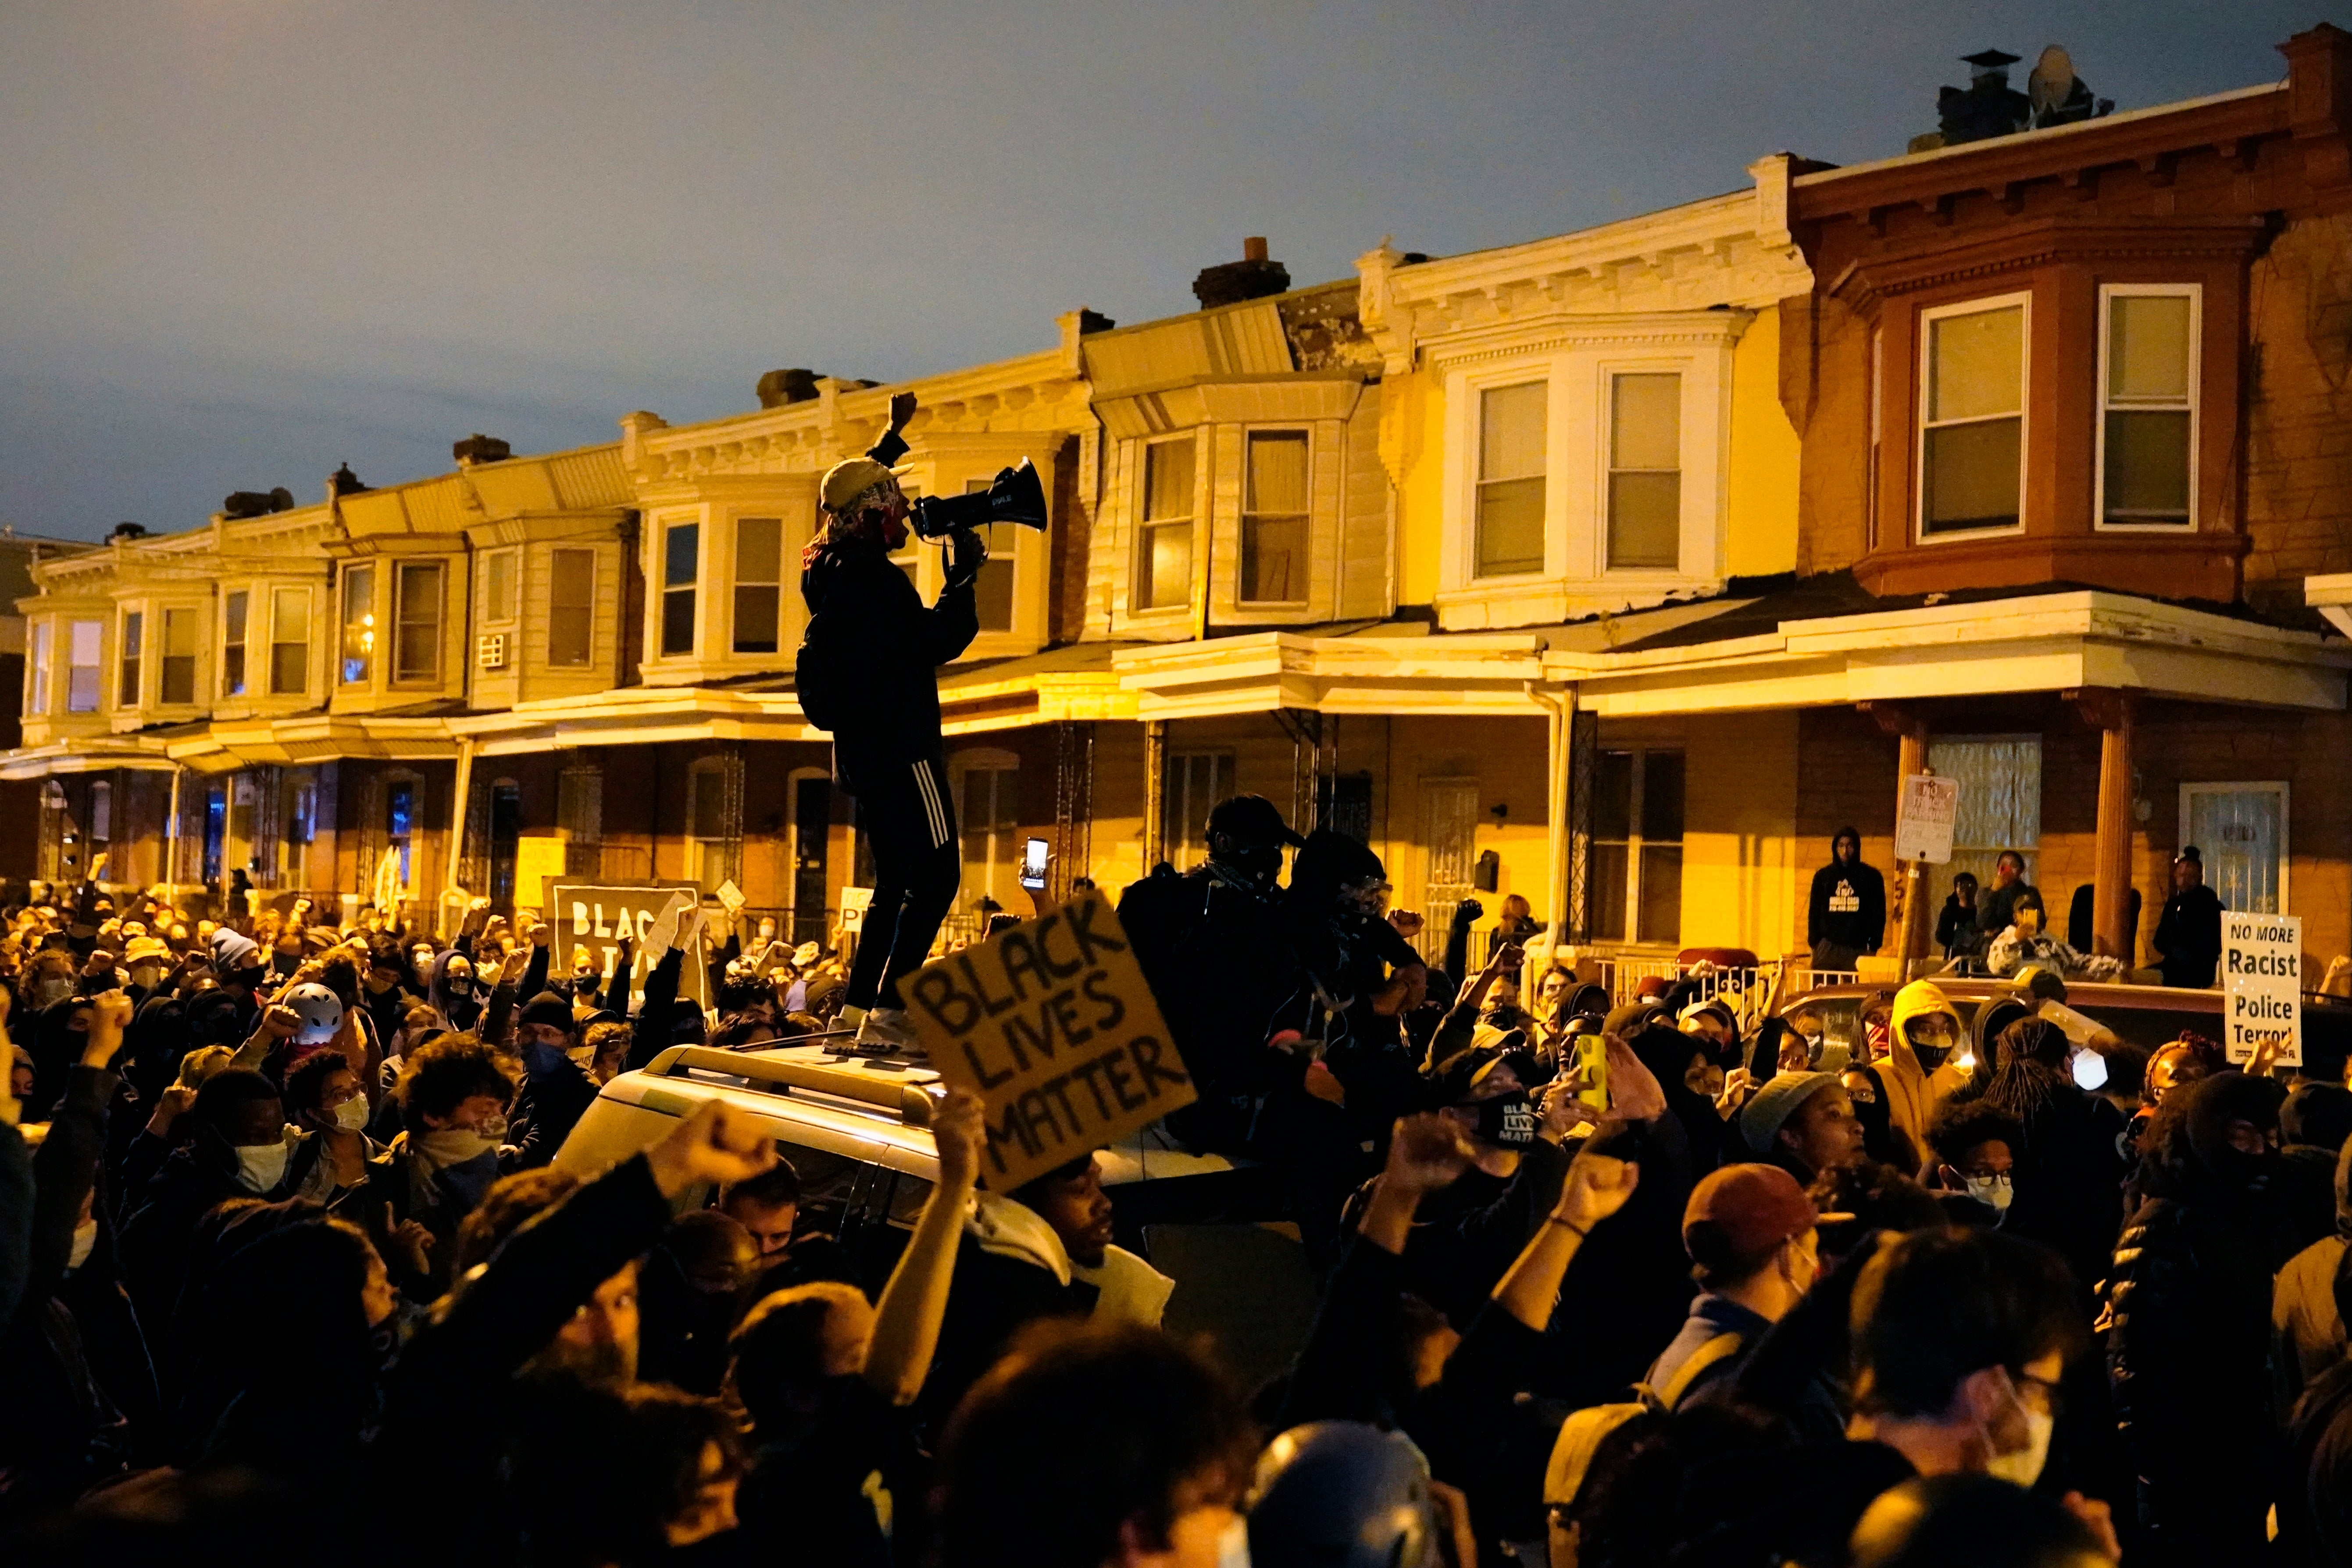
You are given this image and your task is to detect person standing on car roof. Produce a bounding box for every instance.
[796,390,984,1054]
[2152,846,2225,989]
[1118,793,1303,1154]
[1806,828,1884,973]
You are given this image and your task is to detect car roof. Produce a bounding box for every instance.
[595,1040,1234,1187]
[1784,979,2226,1014]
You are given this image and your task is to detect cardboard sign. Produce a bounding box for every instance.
[1895,773,1959,864]
[838,886,874,932]
[2223,910,2302,1066]
[910,890,1195,1190]
[544,879,709,1007]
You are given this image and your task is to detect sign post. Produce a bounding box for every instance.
[2223,911,2302,1067]
[910,889,1196,1190]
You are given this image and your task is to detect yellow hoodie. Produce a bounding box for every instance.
[1883,980,1971,1170]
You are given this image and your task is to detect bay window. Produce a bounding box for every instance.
[394,560,443,682]
[161,608,198,704]
[270,588,310,696]
[732,518,782,654]
[661,521,699,656]
[27,621,50,716]
[68,621,100,713]
[1240,432,1309,604]
[221,591,248,697]
[1475,381,1547,578]
[1135,436,1196,612]
[118,611,142,707]
[549,548,596,666]
[1606,372,1681,569]
[340,565,375,686]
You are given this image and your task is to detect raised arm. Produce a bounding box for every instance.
[862,1090,984,1404]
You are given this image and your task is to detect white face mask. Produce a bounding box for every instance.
[332,1095,372,1132]
[67,1218,98,1272]
[1963,1173,2014,1213]
[1213,1513,1252,1568]
[235,1137,292,1193]
[1985,1401,2055,1487]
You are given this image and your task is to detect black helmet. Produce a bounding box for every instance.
[1248,1422,1438,1568]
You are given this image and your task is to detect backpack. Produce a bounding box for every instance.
[794,611,847,734]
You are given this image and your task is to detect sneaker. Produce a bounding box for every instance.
[854,1006,919,1052]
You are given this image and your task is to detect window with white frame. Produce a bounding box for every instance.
[161,608,198,704]
[339,566,375,686]
[661,521,699,657]
[270,588,310,696]
[28,621,50,716]
[1241,431,1309,605]
[1607,372,1682,569]
[1161,751,1235,870]
[483,548,519,625]
[1590,747,1683,944]
[394,561,444,682]
[686,758,735,888]
[67,621,100,713]
[221,591,247,698]
[1919,295,2028,537]
[1476,381,1547,578]
[1135,436,1196,612]
[2099,286,2197,529]
[733,518,782,654]
[959,761,1020,908]
[549,548,596,666]
[118,611,142,708]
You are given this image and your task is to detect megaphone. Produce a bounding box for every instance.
[909,458,1048,539]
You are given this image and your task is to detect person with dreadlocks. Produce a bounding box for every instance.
[1963,1015,2127,1293]
[796,391,984,1052]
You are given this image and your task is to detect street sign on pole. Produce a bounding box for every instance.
[1895,773,1959,865]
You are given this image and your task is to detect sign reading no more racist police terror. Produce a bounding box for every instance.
[2223,910,2302,1068]
[910,890,1195,1191]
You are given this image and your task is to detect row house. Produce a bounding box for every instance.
[15,24,2352,989]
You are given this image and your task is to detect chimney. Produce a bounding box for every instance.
[453,432,512,465]
[756,368,824,409]
[1192,236,1291,310]
[107,522,148,543]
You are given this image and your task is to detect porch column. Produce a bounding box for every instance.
[1528,682,1577,945]
[2068,687,2137,964]
[163,764,184,899]
[1141,719,1166,871]
[443,737,476,940]
[1863,703,1933,978]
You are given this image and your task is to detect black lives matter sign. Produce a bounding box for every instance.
[909,890,1194,1190]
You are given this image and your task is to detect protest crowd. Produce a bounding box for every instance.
[0,802,2348,1568]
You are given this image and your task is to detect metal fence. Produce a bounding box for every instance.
[1570,952,1860,1033]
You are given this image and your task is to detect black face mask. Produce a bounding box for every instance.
[1472,1091,1537,1147]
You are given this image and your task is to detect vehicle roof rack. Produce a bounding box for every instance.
[647,1044,936,1125]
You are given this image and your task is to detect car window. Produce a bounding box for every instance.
[2075,1006,2213,1053]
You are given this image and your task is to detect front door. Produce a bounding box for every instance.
[2182,783,2288,914]
[1420,779,1480,965]
[489,784,521,908]
[793,776,832,945]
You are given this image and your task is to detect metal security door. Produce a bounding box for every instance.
[792,776,831,944]
[1420,779,1480,965]
[2183,783,2288,915]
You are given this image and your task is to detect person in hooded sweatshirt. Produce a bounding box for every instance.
[426,947,485,1035]
[1958,1016,2126,1296]
[2274,1117,2352,1407]
[1806,828,1885,972]
[2108,1070,2300,1563]
[506,990,600,1170]
[916,1146,1174,1440]
[1878,980,1970,1173]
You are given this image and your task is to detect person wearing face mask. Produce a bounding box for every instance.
[1879,980,1970,1172]
[0,989,150,1520]
[2109,1069,2301,1561]
[120,935,173,1005]
[1120,793,1306,1154]
[1973,1017,2128,1297]
[282,1048,379,1212]
[1647,1162,1823,1411]
[1847,1229,2116,1553]
[506,990,600,1170]
[117,1064,296,1330]
[373,1032,517,1298]
[427,947,485,1034]
[1924,1099,2023,1223]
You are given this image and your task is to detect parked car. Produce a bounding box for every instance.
[554,1040,1320,1388]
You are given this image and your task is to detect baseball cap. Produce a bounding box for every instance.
[1682,1162,1818,1265]
[1205,793,1306,850]
[125,935,170,964]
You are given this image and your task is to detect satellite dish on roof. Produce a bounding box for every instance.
[2028,45,2076,117]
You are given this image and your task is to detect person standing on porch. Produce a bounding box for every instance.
[1975,850,2039,941]
[1806,828,1885,973]
[2152,846,2225,989]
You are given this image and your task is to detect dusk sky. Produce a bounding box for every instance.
[1,0,2327,540]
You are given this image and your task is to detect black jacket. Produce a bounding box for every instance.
[797,431,979,790]
[2153,883,2225,987]
[916,1233,1095,1439]
[1806,859,1885,954]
